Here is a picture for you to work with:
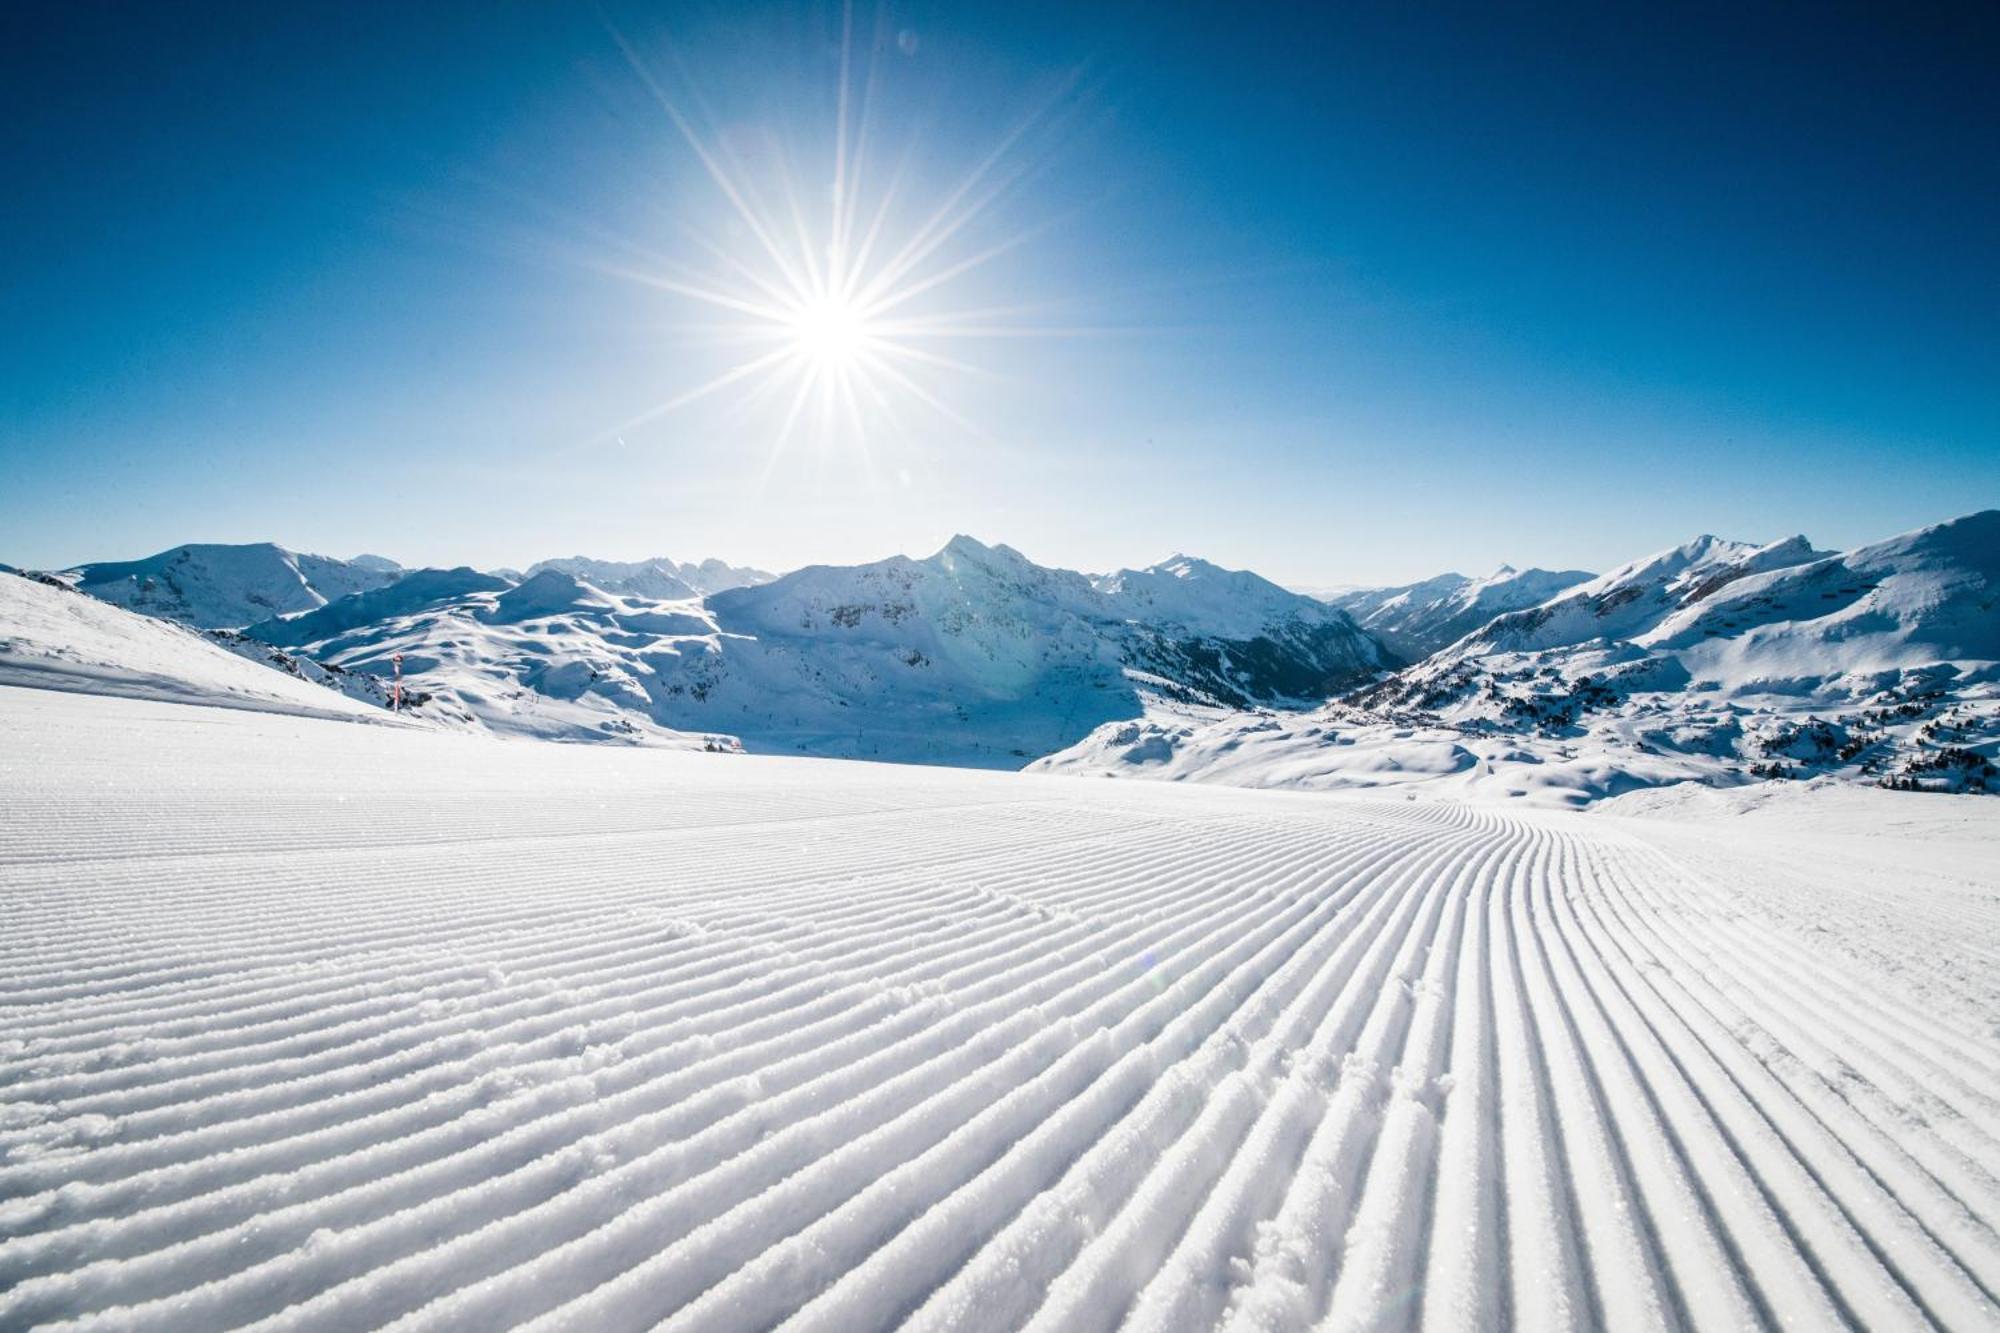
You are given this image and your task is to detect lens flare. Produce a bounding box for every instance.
[591,3,1092,458]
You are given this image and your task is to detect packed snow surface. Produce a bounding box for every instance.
[3,685,1997,1330]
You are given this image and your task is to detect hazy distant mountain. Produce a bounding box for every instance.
[526,555,774,598]
[348,554,405,575]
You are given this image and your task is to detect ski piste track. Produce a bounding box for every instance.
[1,690,1996,1331]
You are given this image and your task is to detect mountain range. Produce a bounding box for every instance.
[6,509,1994,798]
[1041,510,1999,802]
[12,535,1384,765]
[1320,564,1595,660]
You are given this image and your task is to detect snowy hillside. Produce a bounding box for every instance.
[1043,512,2000,802]
[242,567,731,749]
[1327,564,1594,661]
[68,542,403,629]
[3,686,1995,1329]
[244,536,1390,765]
[1641,508,2000,677]
[0,568,392,722]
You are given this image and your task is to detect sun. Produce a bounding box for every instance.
[588,5,1091,454]
[787,295,873,372]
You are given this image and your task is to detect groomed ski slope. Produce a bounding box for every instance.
[2,686,1997,1331]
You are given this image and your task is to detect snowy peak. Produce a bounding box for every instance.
[701,540,1388,759]
[1094,554,1347,642]
[929,533,1040,578]
[1150,554,1226,580]
[1578,533,1751,598]
[1641,509,1999,671]
[69,542,401,629]
[938,532,996,559]
[680,557,773,594]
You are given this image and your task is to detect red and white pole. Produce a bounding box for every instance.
[391,653,403,713]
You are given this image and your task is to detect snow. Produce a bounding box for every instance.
[1324,564,1594,662]
[0,570,393,724]
[1046,511,2000,803]
[1,685,1995,1329]
[1030,705,1735,807]
[68,543,403,630]
[29,511,1998,798]
[526,555,774,598]
[236,536,1387,766]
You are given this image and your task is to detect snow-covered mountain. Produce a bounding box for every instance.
[67,542,403,629]
[1326,564,1594,660]
[34,513,1996,795]
[0,567,395,722]
[1439,532,1826,660]
[239,536,1389,765]
[236,567,724,748]
[1042,512,2000,801]
[526,555,774,598]
[699,537,1388,760]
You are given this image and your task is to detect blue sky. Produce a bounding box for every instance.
[4,1,1994,585]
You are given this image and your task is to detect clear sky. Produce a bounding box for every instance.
[4,1,1994,586]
